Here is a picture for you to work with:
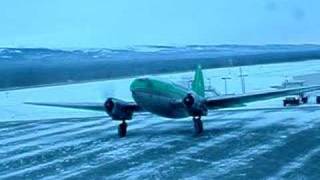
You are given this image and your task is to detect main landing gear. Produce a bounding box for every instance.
[193,116,203,134]
[118,120,128,138]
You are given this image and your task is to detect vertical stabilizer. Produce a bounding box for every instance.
[192,65,205,97]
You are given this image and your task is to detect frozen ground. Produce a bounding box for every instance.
[1,60,320,179]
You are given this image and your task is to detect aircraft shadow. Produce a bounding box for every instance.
[123,126,240,138]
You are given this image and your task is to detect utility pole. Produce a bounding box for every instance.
[238,67,248,94]
[221,77,231,95]
[206,78,212,91]
[188,79,192,89]
[284,75,289,88]
[228,58,234,67]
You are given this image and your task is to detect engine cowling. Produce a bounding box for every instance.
[104,98,134,120]
[183,93,208,116]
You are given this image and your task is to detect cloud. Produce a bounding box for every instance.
[0,0,319,48]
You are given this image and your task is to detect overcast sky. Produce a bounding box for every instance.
[0,0,319,48]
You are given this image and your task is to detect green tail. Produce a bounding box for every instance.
[192,65,205,97]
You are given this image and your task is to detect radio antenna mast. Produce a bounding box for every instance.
[239,67,248,94]
[221,77,231,95]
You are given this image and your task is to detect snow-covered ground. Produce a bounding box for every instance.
[2,60,320,179]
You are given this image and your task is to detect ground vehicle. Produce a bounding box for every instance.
[283,96,301,106]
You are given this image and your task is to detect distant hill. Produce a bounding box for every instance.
[1,44,320,90]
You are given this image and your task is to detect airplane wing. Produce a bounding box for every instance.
[24,102,106,111]
[205,85,320,109]
[24,101,144,112]
[211,105,320,113]
[25,86,320,114]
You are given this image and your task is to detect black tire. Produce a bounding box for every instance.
[283,101,287,107]
[118,121,127,138]
[302,97,308,104]
[193,116,203,134]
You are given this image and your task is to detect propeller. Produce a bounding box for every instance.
[183,93,195,108]
[104,98,114,113]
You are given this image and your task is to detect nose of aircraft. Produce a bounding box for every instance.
[130,78,149,92]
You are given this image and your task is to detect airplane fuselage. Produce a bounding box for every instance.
[130,77,191,118]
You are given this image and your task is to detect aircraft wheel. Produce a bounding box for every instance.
[317,96,320,104]
[302,96,308,104]
[283,101,287,107]
[193,116,203,134]
[118,121,127,138]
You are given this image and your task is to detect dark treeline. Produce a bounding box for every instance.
[1,45,320,90]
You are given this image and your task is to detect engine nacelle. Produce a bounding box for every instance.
[183,93,208,117]
[104,98,134,120]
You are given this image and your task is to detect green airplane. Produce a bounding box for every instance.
[26,66,320,137]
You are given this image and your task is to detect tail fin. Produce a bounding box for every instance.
[192,65,205,97]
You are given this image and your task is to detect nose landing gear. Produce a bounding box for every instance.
[193,116,203,134]
[118,120,128,138]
